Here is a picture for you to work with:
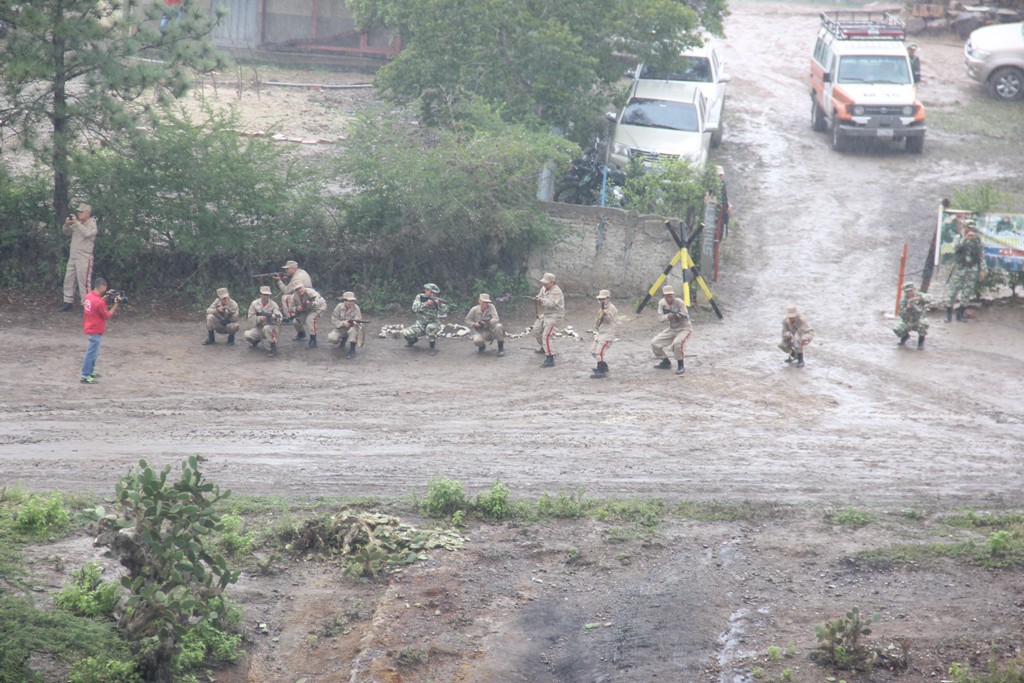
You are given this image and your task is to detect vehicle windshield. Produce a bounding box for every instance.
[621,99,699,132]
[638,57,712,83]
[836,55,911,84]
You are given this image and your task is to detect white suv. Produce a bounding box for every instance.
[634,43,731,147]
[605,81,714,170]
[964,22,1024,101]
[809,11,926,153]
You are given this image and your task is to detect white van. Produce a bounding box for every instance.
[809,12,926,153]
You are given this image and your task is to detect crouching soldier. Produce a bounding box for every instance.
[894,282,929,349]
[464,292,505,357]
[402,283,448,356]
[289,282,327,349]
[244,285,282,356]
[779,304,814,367]
[328,291,364,359]
[203,287,241,345]
[650,286,691,376]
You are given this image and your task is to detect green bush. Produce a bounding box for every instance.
[69,656,143,683]
[422,477,468,518]
[14,492,71,535]
[475,481,512,520]
[172,598,243,674]
[536,489,587,519]
[621,157,718,225]
[55,561,122,618]
[216,514,256,557]
[948,660,1024,683]
[0,166,55,288]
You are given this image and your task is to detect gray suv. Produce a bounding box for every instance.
[965,21,1024,100]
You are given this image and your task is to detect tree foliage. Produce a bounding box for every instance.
[70,105,332,299]
[0,0,225,225]
[348,0,727,135]
[336,100,575,288]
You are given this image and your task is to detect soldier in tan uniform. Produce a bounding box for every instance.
[202,287,241,346]
[779,304,814,367]
[464,293,506,357]
[288,282,327,349]
[590,289,617,379]
[328,291,364,359]
[59,203,98,311]
[274,259,312,326]
[530,272,565,368]
[245,286,282,357]
[650,285,692,376]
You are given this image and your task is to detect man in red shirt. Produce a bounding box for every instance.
[80,278,121,384]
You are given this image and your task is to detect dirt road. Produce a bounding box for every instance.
[4,3,1024,681]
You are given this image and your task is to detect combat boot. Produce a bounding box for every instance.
[406,337,418,346]
[307,335,318,349]
[293,330,307,341]
[590,361,608,379]
[945,306,953,322]
[57,302,73,312]
[248,338,260,348]
[535,346,546,354]
[675,359,685,375]
[796,353,805,368]
[496,341,505,357]
[269,342,278,357]
[541,355,554,368]
[917,335,925,349]
[898,333,909,346]
[202,330,216,345]
[654,357,671,370]
[785,351,796,363]
[956,306,966,322]
[477,344,486,354]
[429,341,438,356]
[227,333,235,346]
[346,342,356,359]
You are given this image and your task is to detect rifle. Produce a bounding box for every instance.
[341,319,371,326]
[252,271,285,280]
[418,294,450,305]
[661,305,689,321]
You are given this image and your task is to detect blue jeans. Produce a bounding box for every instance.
[81,334,103,378]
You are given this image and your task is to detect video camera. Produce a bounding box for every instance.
[104,289,129,305]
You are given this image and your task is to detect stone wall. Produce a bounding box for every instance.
[527,201,718,300]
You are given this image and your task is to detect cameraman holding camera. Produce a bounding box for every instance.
[79,278,121,384]
[58,203,98,312]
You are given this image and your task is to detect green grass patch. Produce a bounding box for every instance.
[929,97,1024,157]
[826,507,873,528]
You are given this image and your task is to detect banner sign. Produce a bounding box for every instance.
[936,209,1024,272]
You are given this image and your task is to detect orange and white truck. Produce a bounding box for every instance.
[809,11,926,153]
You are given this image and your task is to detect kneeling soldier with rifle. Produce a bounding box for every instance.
[465,292,505,357]
[288,283,327,349]
[328,291,366,359]
[244,285,283,356]
[202,287,241,346]
[402,283,448,356]
[779,304,814,367]
[894,282,929,349]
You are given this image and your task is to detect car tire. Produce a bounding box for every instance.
[711,120,725,147]
[811,100,827,132]
[829,114,847,152]
[905,135,924,154]
[988,66,1024,101]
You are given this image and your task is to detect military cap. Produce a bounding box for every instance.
[216,287,229,298]
[662,285,675,295]
[477,293,491,303]
[540,273,556,284]
[282,260,299,269]
[342,291,357,301]
[785,304,799,316]
[77,203,92,213]
[423,283,440,293]
[596,289,611,299]
[259,285,272,296]
[902,282,916,291]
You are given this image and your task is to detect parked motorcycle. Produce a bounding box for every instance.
[554,143,626,207]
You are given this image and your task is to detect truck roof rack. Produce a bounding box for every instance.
[820,11,907,41]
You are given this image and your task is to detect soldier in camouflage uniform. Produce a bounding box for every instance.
[202,287,241,346]
[944,222,987,322]
[464,293,505,357]
[244,285,283,357]
[288,283,327,349]
[402,283,448,356]
[328,291,363,359]
[894,282,929,349]
[590,289,617,379]
[779,304,814,367]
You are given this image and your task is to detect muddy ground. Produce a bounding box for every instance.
[3,2,1024,682]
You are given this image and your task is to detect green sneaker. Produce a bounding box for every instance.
[80,376,96,384]
[90,372,101,379]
